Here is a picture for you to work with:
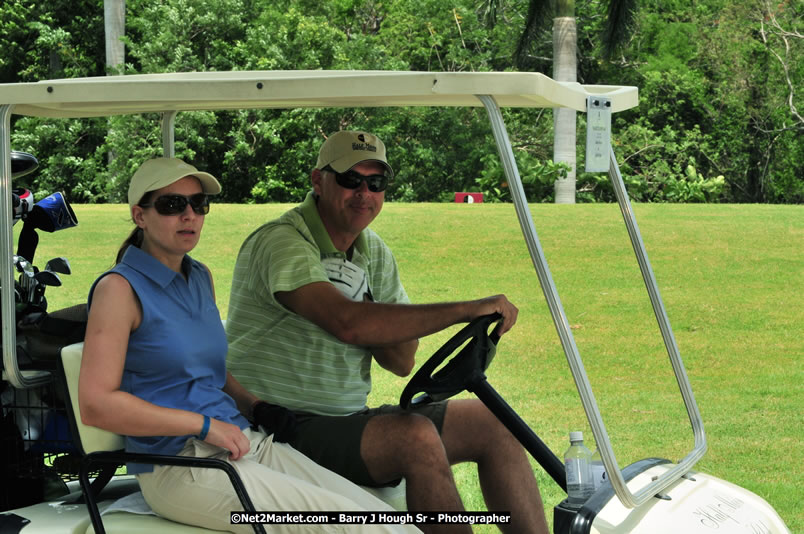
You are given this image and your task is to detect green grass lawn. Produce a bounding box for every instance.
[35,202,802,532]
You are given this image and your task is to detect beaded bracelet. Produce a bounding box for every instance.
[199,415,211,441]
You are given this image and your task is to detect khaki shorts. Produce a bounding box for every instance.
[288,402,448,488]
[137,428,420,534]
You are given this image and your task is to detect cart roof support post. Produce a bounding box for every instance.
[0,105,51,388]
[162,111,177,158]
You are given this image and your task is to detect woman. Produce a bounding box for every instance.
[79,157,419,533]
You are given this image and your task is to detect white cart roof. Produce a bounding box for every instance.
[0,70,637,118]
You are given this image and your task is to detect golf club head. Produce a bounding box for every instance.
[11,151,39,179]
[13,254,33,274]
[35,270,62,287]
[13,256,35,298]
[44,257,71,275]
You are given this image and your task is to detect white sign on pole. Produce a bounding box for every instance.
[585,96,612,172]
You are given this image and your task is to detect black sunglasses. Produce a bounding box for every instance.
[142,193,210,215]
[324,166,390,193]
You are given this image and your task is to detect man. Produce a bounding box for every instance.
[226,131,548,534]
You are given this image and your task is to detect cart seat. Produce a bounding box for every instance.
[59,342,257,534]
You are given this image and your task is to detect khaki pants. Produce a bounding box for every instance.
[137,429,420,534]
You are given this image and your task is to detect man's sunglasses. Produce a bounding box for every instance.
[142,193,210,216]
[324,166,390,193]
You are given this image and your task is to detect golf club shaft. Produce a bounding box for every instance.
[470,379,567,491]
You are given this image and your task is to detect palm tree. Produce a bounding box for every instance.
[104,0,125,167]
[104,0,125,73]
[551,0,577,204]
[514,0,638,203]
[103,0,126,171]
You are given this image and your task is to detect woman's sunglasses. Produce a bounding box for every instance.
[323,166,390,193]
[142,193,210,216]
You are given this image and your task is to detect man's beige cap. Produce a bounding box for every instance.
[315,131,394,178]
[128,158,221,208]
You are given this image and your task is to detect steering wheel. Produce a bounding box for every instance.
[400,313,502,409]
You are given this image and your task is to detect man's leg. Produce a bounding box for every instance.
[439,399,549,534]
[360,413,472,534]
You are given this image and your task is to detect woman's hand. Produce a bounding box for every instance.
[204,418,251,460]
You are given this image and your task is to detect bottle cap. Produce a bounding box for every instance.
[569,431,583,441]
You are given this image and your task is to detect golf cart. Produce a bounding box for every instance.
[0,71,791,533]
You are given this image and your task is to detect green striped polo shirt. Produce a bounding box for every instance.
[225,192,409,415]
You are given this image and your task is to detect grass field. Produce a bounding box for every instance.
[32,202,801,532]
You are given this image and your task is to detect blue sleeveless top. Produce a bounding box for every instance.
[89,246,249,473]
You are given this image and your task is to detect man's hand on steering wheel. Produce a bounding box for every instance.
[472,294,518,336]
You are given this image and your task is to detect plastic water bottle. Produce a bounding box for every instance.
[590,447,606,490]
[564,431,593,508]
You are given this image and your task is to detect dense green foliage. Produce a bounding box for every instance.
[1,0,801,203]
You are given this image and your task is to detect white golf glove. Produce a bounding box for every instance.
[321,257,373,301]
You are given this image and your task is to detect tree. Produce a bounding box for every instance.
[1,0,800,203]
[104,0,125,173]
[552,0,577,204]
[104,0,125,73]
[514,0,638,203]
[611,0,802,203]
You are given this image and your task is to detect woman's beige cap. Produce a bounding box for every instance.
[128,158,221,208]
[315,131,394,178]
